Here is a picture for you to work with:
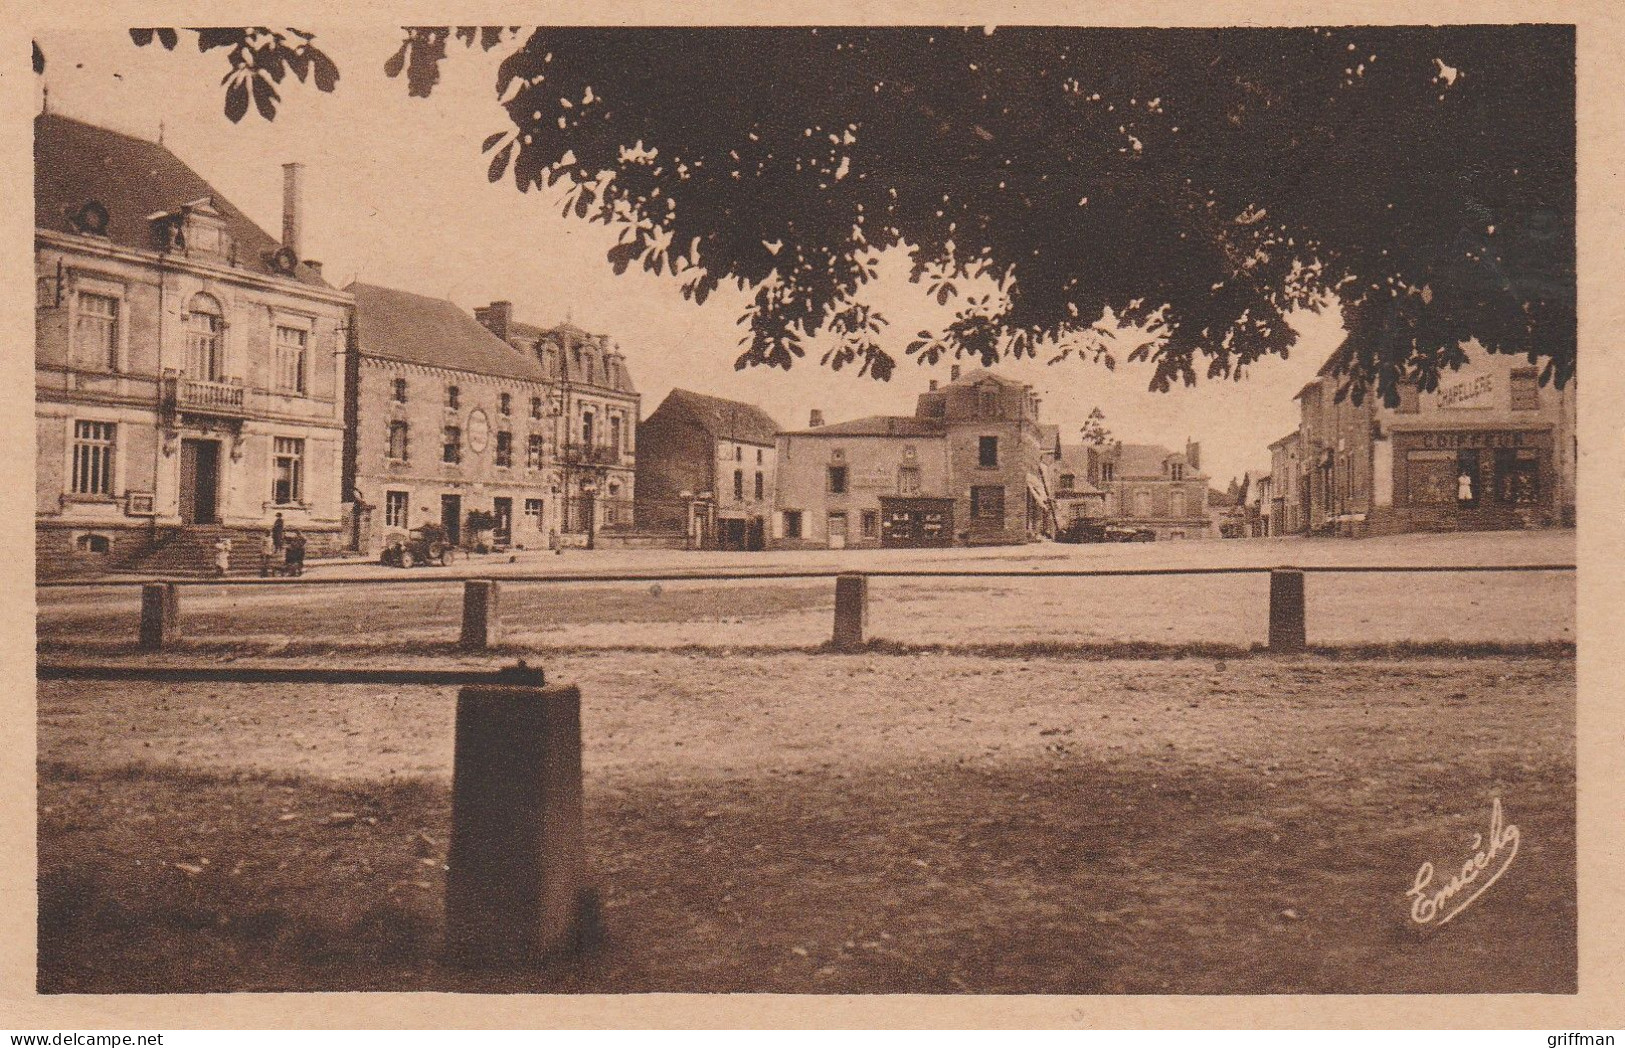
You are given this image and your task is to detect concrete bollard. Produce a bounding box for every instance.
[459,580,501,651]
[832,573,868,650]
[444,682,587,967]
[1268,568,1307,652]
[138,582,180,650]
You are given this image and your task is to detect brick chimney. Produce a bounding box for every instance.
[1185,439,1201,471]
[950,364,962,381]
[809,409,824,428]
[474,301,513,342]
[928,379,938,391]
[281,162,303,258]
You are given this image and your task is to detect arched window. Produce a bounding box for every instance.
[185,293,224,380]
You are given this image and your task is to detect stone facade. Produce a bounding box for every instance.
[35,114,351,578]
[635,389,779,550]
[1084,441,1213,540]
[1293,346,1575,537]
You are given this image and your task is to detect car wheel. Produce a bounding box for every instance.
[400,550,416,568]
[438,547,455,566]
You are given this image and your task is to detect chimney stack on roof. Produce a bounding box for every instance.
[809,409,824,428]
[281,162,303,259]
[928,379,938,391]
[951,364,962,381]
[1185,439,1201,471]
[474,301,513,342]
[304,260,323,278]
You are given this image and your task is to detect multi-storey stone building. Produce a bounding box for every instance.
[345,283,564,552]
[635,389,779,550]
[1268,431,1305,535]
[474,303,638,542]
[1292,346,1576,536]
[34,113,352,577]
[1082,440,1213,540]
[774,367,1054,549]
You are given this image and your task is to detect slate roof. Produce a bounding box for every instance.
[348,283,549,383]
[1112,443,1181,479]
[35,113,331,288]
[652,389,781,445]
[783,415,946,438]
[505,318,638,393]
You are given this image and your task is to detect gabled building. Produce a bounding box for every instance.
[34,113,352,577]
[1052,444,1109,526]
[635,389,780,550]
[1084,440,1213,540]
[774,365,1054,549]
[474,303,639,540]
[345,283,559,552]
[1268,431,1305,535]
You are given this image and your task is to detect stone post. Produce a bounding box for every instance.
[833,573,868,650]
[444,682,587,966]
[1268,568,1307,652]
[459,580,500,651]
[138,582,180,650]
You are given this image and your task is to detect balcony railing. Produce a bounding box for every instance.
[561,443,622,466]
[163,374,246,417]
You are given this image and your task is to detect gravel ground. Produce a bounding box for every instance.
[36,651,1575,994]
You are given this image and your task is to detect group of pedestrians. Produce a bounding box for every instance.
[209,513,307,577]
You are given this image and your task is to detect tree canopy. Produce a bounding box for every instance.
[98,25,1574,402]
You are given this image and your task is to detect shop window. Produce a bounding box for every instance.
[828,465,848,494]
[1511,369,1540,411]
[1455,449,1481,507]
[1495,448,1542,504]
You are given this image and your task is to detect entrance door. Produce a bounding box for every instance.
[441,494,462,545]
[492,497,513,547]
[827,511,848,549]
[179,439,220,524]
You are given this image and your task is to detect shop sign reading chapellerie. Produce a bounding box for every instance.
[1435,373,1495,408]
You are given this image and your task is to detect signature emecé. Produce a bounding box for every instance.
[1407,797,1521,927]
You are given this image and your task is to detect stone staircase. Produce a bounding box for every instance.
[116,525,262,576]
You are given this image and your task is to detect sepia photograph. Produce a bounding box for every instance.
[16,12,1599,1018]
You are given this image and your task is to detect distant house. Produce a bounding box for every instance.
[1268,431,1304,535]
[1085,440,1213,540]
[1292,343,1575,536]
[635,389,780,550]
[1052,444,1109,526]
[774,366,1054,549]
[474,303,639,541]
[346,283,555,552]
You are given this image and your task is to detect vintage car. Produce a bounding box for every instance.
[1105,525,1158,543]
[379,524,459,568]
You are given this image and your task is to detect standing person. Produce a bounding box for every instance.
[287,531,307,577]
[213,536,232,578]
[260,529,276,577]
[271,512,286,552]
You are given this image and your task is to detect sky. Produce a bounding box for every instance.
[33,26,1342,486]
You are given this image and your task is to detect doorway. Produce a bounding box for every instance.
[441,494,462,545]
[179,439,220,525]
[492,497,513,547]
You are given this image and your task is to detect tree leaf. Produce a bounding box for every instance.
[250,71,279,121]
[310,48,340,92]
[384,41,407,78]
[487,141,514,183]
[224,77,249,123]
